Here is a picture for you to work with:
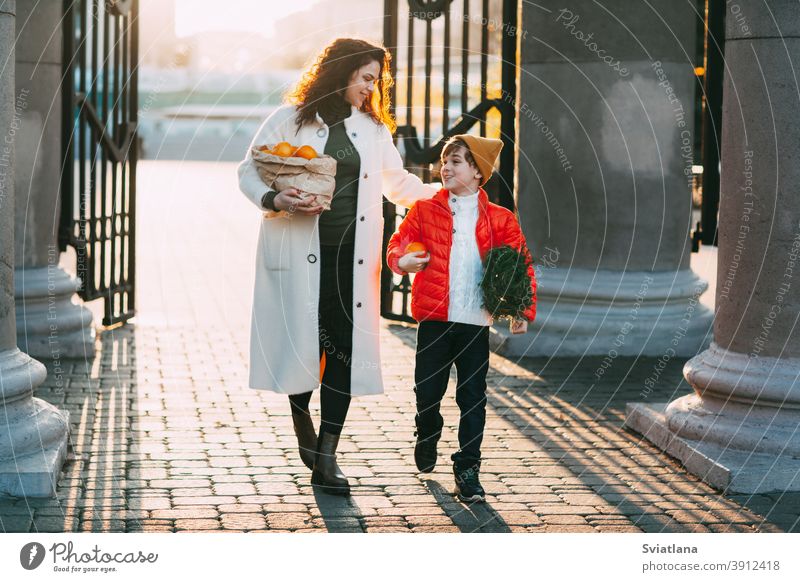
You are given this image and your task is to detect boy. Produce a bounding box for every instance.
[386,134,536,502]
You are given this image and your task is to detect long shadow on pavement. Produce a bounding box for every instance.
[422,479,512,532]
[387,323,800,533]
[0,327,144,533]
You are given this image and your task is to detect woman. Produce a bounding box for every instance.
[237,38,438,496]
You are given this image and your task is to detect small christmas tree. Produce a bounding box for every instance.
[481,245,534,321]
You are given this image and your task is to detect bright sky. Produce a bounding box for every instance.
[175,0,318,37]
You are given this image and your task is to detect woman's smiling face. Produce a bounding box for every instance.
[344,60,380,108]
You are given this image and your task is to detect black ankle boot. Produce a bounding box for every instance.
[291,407,317,470]
[311,432,350,496]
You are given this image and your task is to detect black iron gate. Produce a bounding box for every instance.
[59,0,138,326]
[693,0,723,250]
[381,0,517,322]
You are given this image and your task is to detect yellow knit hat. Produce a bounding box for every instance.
[449,134,504,186]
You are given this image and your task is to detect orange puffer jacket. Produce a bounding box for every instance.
[387,187,537,323]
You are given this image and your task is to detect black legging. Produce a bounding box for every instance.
[289,351,351,436]
[288,243,354,436]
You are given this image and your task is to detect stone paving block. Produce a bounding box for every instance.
[127,497,172,510]
[220,513,268,530]
[172,496,236,506]
[706,523,755,532]
[409,525,461,533]
[218,504,264,514]
[596,525,643,532]
[532,505,598,515]
[348,495,394,509]
[310,517,363,532]
[559,494,608,506]
[174,519,221,530]
[497,511,543,526]
[542,514,590,525]
[378,505,447,517]
[150,508,218,520]
[266,513,314,530]
[496,493,561,504]
[233,495,282,505]
[543,525,597,533]
[170,488,215,497]
[81,520,126,532]
[405,515,455,527]
[262,503,309,513]
[213,483,258,496]
[126,520,174,532]
[362,516,407,527]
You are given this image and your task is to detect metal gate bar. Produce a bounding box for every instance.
[59,0,138,326]
[381,0,515,322]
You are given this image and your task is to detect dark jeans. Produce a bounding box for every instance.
[414,320,489,469]
[288,243,353,436]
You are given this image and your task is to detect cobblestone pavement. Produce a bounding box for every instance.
[2,161,799,532]
[1,325,800,533]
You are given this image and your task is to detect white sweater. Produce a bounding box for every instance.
[447,191,493,327]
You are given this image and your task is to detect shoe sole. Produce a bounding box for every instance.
[312,482,351,496]
[454,488,485,503]
[311,478,351,496]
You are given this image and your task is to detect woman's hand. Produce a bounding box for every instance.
[510,318,528,335]
[273,188,324,215]
[398,251,430,273]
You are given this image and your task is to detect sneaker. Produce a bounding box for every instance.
[414,430,439,473]
[453,464,485,503]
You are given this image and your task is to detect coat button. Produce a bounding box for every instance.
[351,132,357,138]
[307,253,317,263]
[356,302,362,308]
[451,197,456,202]
[452,228,456,233]
[451,210,456,216]
[360,216,365,222]
[317,128,326,137]
[363,173,368,179]
[358,259,364,264]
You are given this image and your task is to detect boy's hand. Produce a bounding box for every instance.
[510,318,528,335]
[398,251,430,273]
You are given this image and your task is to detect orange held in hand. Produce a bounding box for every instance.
[405,241,428,256]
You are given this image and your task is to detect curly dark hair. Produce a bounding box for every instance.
[286,38,396,133]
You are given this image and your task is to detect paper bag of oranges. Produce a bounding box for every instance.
[251,142,337,210]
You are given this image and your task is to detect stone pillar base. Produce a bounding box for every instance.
[15,266,95,360]
[490,267,713,357]
[626,343,800,493]
[625,402,800,493]
[0,349,70,498]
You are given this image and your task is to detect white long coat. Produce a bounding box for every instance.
[237,104,438,396]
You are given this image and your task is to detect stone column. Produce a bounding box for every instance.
[627,0,800,493]
[492,1,713,357]
[14,0,94,361]
[0,0,70,498]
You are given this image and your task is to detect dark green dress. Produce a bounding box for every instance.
[317,98,362,354]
